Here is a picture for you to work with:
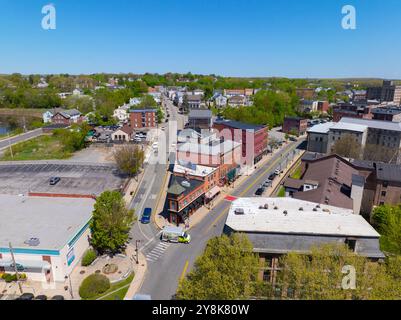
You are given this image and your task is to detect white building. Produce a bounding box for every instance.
[0,195,95,283]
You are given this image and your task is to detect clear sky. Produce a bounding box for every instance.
[1,0,401,78]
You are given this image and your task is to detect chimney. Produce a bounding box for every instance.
[351,174,365,215]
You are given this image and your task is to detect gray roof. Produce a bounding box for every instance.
[0,195,94,251]
[214,119,266,131]
[189,109,212,119]
[371,107,401,115]
[340,117,401,132]
[375,163,401,182]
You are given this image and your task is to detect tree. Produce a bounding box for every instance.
[113,145,145,177]
[156,107,164,124]
[176,234,261,300]
[135,95,157,109]
[54,123,90,152]
[64,95,94,115]
[273,244,401,300]
[90,191,135,254]
[363,144,399,163]
[372,205,401,255]
[331,133,362,159]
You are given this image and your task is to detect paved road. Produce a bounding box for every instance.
[0,128,43,151]
[134,124,306,299]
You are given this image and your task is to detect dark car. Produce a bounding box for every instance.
[51,295,65,300]
[16,293,35,301]
[268,173,277,181]
[49,177,61,185]
[141,208,152,224]
[34,295,48,300]
[255,187,265,196]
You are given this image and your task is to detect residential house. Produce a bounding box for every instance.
[111,124,134,142]
[51,109,83,126]
[188,109,213,131]
[227,95,246,107]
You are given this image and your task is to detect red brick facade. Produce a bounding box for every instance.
[130,110,156,128]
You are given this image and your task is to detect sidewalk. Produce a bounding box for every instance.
[153,139,304,231]
[124,245,148,300]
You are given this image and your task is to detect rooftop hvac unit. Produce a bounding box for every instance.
[24,238,40,247]
[181,181,191,188]
[234,208,245,215]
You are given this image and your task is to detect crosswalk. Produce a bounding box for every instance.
[145,242,170,263]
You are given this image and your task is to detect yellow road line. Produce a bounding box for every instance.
[179,260,189,282]
[203,144,299,235]
[152,171,170,228]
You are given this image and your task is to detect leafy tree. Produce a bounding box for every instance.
[331,133,362,159]
[274,244,401,300]
[54,123,90,152]
[90,191,135,254]
[113,145,145,177]
[64,95,94,115]
[135,94,157,109]
[363,144,399,163]
[176,234,261,300]
[372,205,401,255]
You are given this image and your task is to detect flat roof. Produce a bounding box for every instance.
[0,195,95,251]
[225,198,379,238]
[331,122,368,133]
[214,119,266,131]
[340,117,401,132]
[307,122,335,134]
[174,162,218,177]
[178,140,240,156]
[189,109,212,119]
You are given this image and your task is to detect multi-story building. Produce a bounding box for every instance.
[48,109,83,125]
[186,94,202,109]
[306,122,335,153]
[224,197,384,284]
[327,122,368,156]
[283,117,308,136]
[188,109,213,131]
[371,106,401,122]
[213,119,268,165]
[367,80,401,105]
[129,109,157,129]
[333,103,373,122]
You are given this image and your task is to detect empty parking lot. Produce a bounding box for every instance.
[0,163,126,196]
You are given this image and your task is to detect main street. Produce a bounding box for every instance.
[128,99,306,299]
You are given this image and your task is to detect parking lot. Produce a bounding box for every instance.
[0,163,126,196]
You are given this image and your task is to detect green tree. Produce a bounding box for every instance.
[372,205,401,255]
[331,133,362,159]
[274,244,401,300]
[90,191,135,254]
[176,234,261,300]
[54,123,90,152]
[113,145,145,177]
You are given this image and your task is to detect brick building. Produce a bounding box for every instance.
[129,109,157,129]
[283,117,308,136]
[213,119,268,165]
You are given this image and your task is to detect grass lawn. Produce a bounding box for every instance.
[1,135,72,161]
[277,186,286,197]
[290,164,302,180]
[85,273,135,301]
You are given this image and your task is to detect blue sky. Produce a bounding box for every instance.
[1,0,401,78]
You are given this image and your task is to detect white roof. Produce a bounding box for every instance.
[174,163,218,177]
[330,122,368,133]
[0,195,95,250]
[225,198,380,238]
[340,117,401,132]
[178,140,240,156]
[307,122,335,134]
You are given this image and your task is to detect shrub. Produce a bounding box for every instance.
[1,273,26,283]
[81,249,97,267]
[79,274,111,299]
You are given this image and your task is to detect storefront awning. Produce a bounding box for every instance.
[206,186,221,199]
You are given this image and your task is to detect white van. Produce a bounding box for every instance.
[161,226,191,244]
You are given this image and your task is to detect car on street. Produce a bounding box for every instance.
[141,208,152,224]
[269,173,277,181]
[289,137,297,142]
[49,177,61,185]
[275,169,282,175]
[255,187,265,196]
[263,180,272,188]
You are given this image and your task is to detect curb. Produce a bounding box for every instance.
[153,171,170,230]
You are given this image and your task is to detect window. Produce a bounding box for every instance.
[383,181,388,188]
[345,239,357,252]
[382,191,387,197]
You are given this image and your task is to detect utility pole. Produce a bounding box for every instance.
[7,132,14,160]
[9,242,23,295]
[135,240,140,265]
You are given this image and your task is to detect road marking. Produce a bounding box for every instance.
[203,143,300,235]
[180,260,189,282]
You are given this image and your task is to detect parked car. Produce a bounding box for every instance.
[255,187,265,196]
[51,295,65,300]
[16,293,34,301]
[49,177,61,186]
[263,180,272,188]
[275,169,282,175]
[141,208,152,224]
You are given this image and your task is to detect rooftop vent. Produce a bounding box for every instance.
[24,238,40,247]
[234,208,245,215]
[274,206,278,210]
[299,207,304,211]
[283,210,288,216]
[313,208,318,212]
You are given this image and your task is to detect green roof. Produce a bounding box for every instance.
[167,178,186,195]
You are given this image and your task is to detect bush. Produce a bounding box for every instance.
[1,273,27,283]
[79,274,111,299]
[81,249,97,267]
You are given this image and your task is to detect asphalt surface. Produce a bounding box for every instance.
[129,98,306,300]
[0,128,43,151]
